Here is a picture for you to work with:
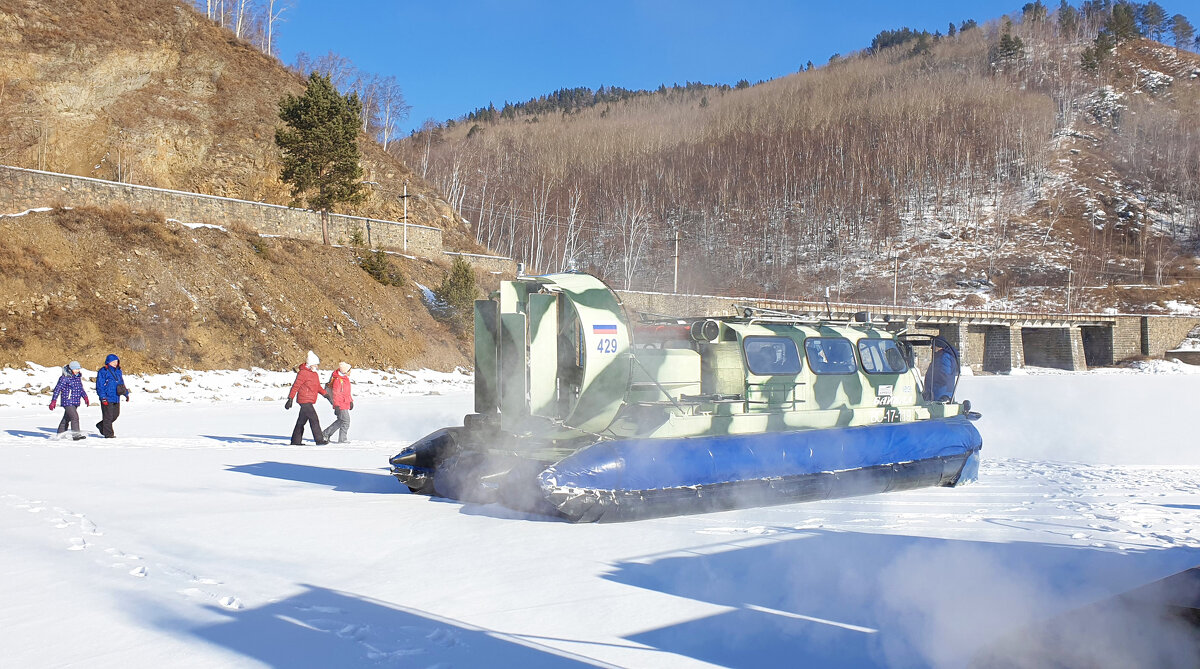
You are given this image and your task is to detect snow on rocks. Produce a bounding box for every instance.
[1083,86,1126,127]
[2,207,54,218]
[1135,68,1173,95]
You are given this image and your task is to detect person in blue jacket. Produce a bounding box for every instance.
[95,354,131,438]
[923,336,960,403]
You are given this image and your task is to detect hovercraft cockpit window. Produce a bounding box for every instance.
[858,338,908,374]
[804,337,858,375]
[743,336,802,375]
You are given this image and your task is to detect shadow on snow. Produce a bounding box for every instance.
[226,462,400,494]
[202,434,293,445]
[182,584,603,668]
[602,529,1200,669]
[5,428,55,439]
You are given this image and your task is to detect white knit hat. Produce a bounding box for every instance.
[338,362,351,374]
[306,350,320,366]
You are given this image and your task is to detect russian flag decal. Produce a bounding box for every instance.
[592,324,617,334]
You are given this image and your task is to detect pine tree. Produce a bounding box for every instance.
[1139,2,1168,41]
[276,73,365,245]
[1169,14,1195,50]
[1107,2,1141,43]
[948,22,957,37]
[996,32,1026,65]
[434,257,479,332]
[1082,30,1116,72]
[1023,1,1048,23]
[1057,0,1079,37]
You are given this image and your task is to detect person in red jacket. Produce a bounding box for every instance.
[322,361,354,443]
[285,350,328,445]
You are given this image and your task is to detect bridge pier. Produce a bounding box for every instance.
[1021,327,1088,371]
[983,325,1025,373]
[613,290,1200,372]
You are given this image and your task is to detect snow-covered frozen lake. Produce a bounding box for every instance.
[2,368,1198,668]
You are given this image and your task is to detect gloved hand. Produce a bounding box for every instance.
[124,394,131,402]
[101,400,109,406]
[350,401,354,410]
[49,400,57,411]
[83,396,90,407]
[285,398,293,410]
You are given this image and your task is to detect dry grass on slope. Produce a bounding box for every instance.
[0,0,483,253]
[0,206,476,372]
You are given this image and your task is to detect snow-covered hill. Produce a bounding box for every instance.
[1,370,1198,667]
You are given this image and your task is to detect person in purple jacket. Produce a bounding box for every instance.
[95,354,130,438]
[50,361,90,440]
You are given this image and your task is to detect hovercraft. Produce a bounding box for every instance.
[390,273,982,522]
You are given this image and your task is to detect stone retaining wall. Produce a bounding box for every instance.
[1144,316,1199,358]
[444,251,516,275]
[0,164,443,258]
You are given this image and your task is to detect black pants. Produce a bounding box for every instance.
[57,406,80,434]
[291,403,325,445]
[97,402,120,438]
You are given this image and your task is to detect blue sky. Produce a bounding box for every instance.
[274,1,1197,134]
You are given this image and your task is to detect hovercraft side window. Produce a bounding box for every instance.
[804,337,858,375]
[743,336,802,375]
[858,338,908,374]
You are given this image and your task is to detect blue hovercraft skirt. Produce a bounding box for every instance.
[539,416,983,522]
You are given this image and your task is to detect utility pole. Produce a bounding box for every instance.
[395,181,411,252]
[673,229,680,293]
[893,254,899,306]
[1066,267,1073,313]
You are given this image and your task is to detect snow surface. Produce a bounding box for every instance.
[2,368,1199,667]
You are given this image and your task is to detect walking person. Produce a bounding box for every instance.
[95,354,130,438]
[50,361,90,440]
[322,362,354,443]
[286,351,328,445]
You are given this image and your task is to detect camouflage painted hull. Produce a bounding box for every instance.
[391,416,982,522]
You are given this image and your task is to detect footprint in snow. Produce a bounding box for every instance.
[79,518,101,535]
[67,538,88,551]
[219,596,243,610]
[129,566,148,578]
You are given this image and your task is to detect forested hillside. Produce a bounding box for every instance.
[403,3,1200,312]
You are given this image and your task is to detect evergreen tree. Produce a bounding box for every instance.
[910,32,934,56]
[1107,2,1141,43]
[996,32,1026,65]
[1138,2,1168,41]
[1057,1,1079,37]
[1082,30,1116,71]
[276,73,365,245]
[1169,14,1195,49]
[1023,1,1048,23]
[948,22,957,37]
[960,19,978,32]
[433,256,479,332]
